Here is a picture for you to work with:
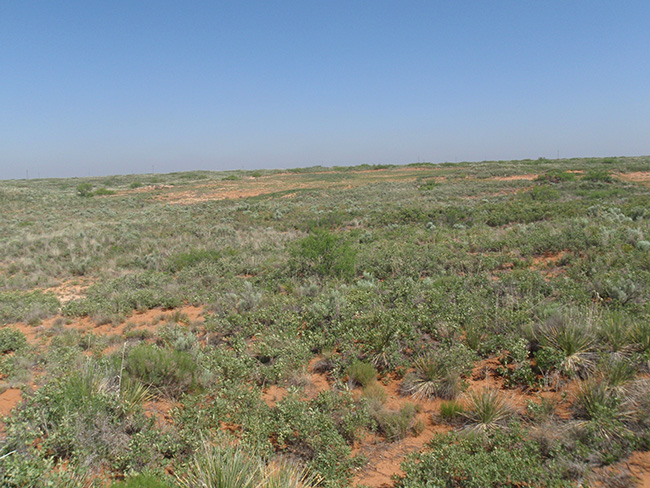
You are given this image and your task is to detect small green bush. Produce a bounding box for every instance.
[583,169,614,183]
[167,249,221,273]
[348,359,377,387]
[111,473,172,488]
[293,229,357,279]
[76,182,94,197]
[375,403,421,442]
[439,400,464,423]
[0,328,27,353]
[123,344,198,397]
[398,427,575,488]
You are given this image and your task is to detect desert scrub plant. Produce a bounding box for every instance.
[1,360,166,478]
[535,310,596,377]
[401,344,476,400]
[292,229,357,279]
[0,290,60,324]
[272,391,368,484]
[397,426,575,488]
[166,248,221,273]
[111,473,173,487]
[402,355,463,400]
[178,441,320,488]
[439,400,465,424]
[122,343,199,398]
[497,337,536,388]
[76,182,94,197]
[0,328,28,353]
[347,359,377,387]
[574,379,622,421]
[583,169,615,183]
[374,403,422,442]
[461,388,513,432]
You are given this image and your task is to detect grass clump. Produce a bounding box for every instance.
[374,403,422,442]
[348,359,377,387]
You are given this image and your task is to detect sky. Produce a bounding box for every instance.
[2,1,650,180]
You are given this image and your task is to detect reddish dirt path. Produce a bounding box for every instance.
[0,388,22,417]
[628,451,650,487]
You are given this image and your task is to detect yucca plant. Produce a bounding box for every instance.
[178,442,319,488]
[262,459,321,488]
[598,311,635,360]
[462,388,513,432]
[574,380,620,421]
[178,443,263,488]
[402,355,463,400]
[535,311,596,377]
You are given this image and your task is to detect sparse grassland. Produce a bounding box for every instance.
[1,157,650,487]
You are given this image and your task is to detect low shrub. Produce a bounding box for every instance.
[348,359,377,387]
[397,426,575,488]
[0,328,28,354]
[123,344,198,398]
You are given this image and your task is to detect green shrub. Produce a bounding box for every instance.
[535,170,576,183]
[123,344,198,397]
[397,427,575,488]
[374,403,422,442]
[76,182,94,197]
[462,388,513,432]
[111,473,172,488]
[439,400,464,423]
[0,291,60,324]
[348,359,377,387]
[0,328,27,353]
[167,249,221,273]
[292,229,357,279]
[583,169,614,183]
[401,344,476,400]
[178,442,319,488]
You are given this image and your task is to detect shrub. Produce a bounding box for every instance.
[111,473,172,488]
[535,312,596,377]
[76,182,94,197]
[583,169,614,183]
[178,442,319,488]
[535,170,576,183]
[397,427,575,488]
[292,229,357,279]
[167,249,221,273]
[374,403,422,442]
[0,328,27,354]
[348,359,377,387]
[123,344,198,398]
[439,400,464,423]
[402,356,463,400]
[0,291,60,324]
[401,344,476,400]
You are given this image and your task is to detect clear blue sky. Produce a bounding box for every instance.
[2,1,649,179]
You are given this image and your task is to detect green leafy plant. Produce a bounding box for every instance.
[293,229,357,279]
[348,359,377,387]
